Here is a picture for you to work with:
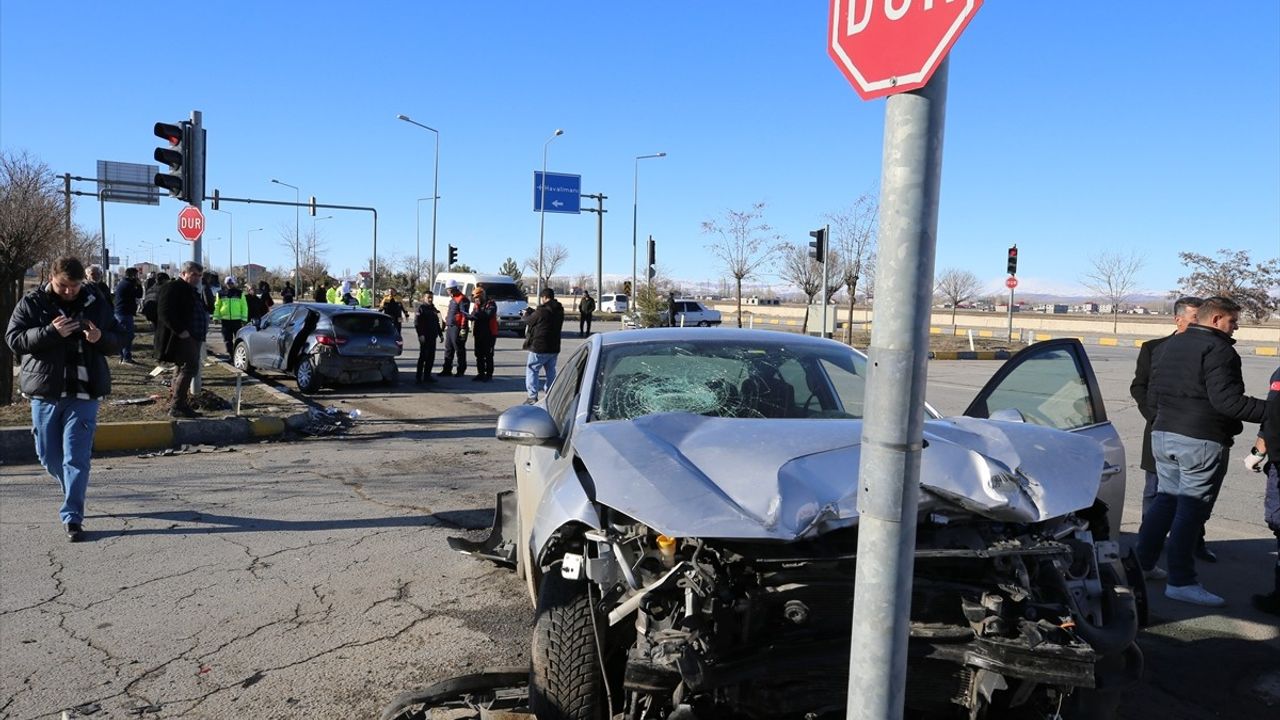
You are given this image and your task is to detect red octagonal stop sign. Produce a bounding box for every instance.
[177,206,205,242]
[828,0,983,101]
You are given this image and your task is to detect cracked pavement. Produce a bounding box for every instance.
[1,341,540,719]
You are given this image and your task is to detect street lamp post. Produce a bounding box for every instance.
[415,197,434,291]
[632,152,667,305]
[397,115,441,293]
[537,129,565,297]
[246,228,264,285]
[270,178,300,291]
[213,208,233,279]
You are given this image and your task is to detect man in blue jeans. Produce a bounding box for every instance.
[5,257,123,542]
[522,288,564,404]
[1137,296,1266,607]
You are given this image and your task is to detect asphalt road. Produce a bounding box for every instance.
[1,325,1276,719]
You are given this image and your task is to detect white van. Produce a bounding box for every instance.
[599,293,629,313]
[432,272,531,336]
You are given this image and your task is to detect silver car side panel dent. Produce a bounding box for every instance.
[567,413,1103,540]
[529,461,601,562]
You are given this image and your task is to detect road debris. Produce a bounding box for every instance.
[297,407,361,437]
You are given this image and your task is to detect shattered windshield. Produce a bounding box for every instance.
[589,339,868,421]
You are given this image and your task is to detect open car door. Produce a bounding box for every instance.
[963,339,1126,536]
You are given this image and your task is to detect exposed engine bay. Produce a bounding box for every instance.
[543,504,1141,720]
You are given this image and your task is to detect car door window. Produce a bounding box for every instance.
[545,346,589,433]
[262,305,295,329]
[964,340,1101,430]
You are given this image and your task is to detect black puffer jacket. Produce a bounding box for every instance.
[1150,324,1266,446]
[522,298,564,354]
[5,284,123,399]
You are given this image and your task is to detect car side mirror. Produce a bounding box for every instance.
[990,407,1027,423]
[496,404,560,446]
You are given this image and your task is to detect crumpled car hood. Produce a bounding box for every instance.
[571,413,1103,540]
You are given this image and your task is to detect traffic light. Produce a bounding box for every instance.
[809,227,827,263]
[647,238,656,279]
[1007,245,1018,275]
[153,121,190,201]
[448,244,458,268]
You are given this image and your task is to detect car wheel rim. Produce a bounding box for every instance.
[297,359,312,385]
[233,345,248,369]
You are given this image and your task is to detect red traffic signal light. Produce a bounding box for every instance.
[1007,245,1018,275]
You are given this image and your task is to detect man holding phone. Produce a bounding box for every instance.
[5,256,123,542]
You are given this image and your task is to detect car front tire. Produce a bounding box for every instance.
[232,342,253,371]
[529,571,603,720]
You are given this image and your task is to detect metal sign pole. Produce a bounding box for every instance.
[847,60,949,720]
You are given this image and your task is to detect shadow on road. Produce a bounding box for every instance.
[88,506,497,538]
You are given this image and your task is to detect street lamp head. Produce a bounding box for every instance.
[656,152,667,157]
[271,178,281,184]
[554,129,564,136]
[396,114,411,121]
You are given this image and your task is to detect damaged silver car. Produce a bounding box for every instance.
[453,329,1141,720]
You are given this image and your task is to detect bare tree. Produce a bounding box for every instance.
[1178,249,1280,323]
[827,193,878,342]
[1,151,68,404]
[702,202,782,328]
[934,268,984,333]
[779,243,824,333]
[523,243,569,289]
[1080,251,1146,333]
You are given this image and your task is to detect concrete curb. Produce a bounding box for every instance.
[1,358,312,465]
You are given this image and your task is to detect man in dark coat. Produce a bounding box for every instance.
[1137,296,1267,607]
[440,280,470,377]
[5,256,124,541]
[1130,297,1216,566]
[113,267,144,364]
[468,286,499,382]
[413,291,443,384]
[281,281,296,304]
[521,287,564,403]
[156,261,208,418]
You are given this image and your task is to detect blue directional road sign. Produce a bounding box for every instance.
[533,171,581,214]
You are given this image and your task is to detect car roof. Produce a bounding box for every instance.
[597,327,851,351]
[289,302,385,316]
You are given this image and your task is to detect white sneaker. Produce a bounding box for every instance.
[1143,566,1168,581]
[1165,584,1226,607]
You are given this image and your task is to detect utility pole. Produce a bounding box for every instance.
[63,173,72,252]
[582,192,607,297]
[821,224,830,338]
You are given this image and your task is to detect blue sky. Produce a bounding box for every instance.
[3,1,1277,297]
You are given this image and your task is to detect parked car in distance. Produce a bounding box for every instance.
[672,298,721,326]
[599,293,629,313]
[232,302,402,393]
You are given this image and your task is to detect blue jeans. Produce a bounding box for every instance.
[1136,430,1229,587]
[115,313,136,360]
[526,352,558,399]
[31,398,99,524]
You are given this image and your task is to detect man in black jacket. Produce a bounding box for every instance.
[440,281,470,377]
[5,257,124,542]
[1131,296,1216,569]
[469,286,499,382]
[113,267,144,364]
[156,262,208,418]
[1136,296,1267,607]
[413,291,443,384]
[522,287,564,404]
